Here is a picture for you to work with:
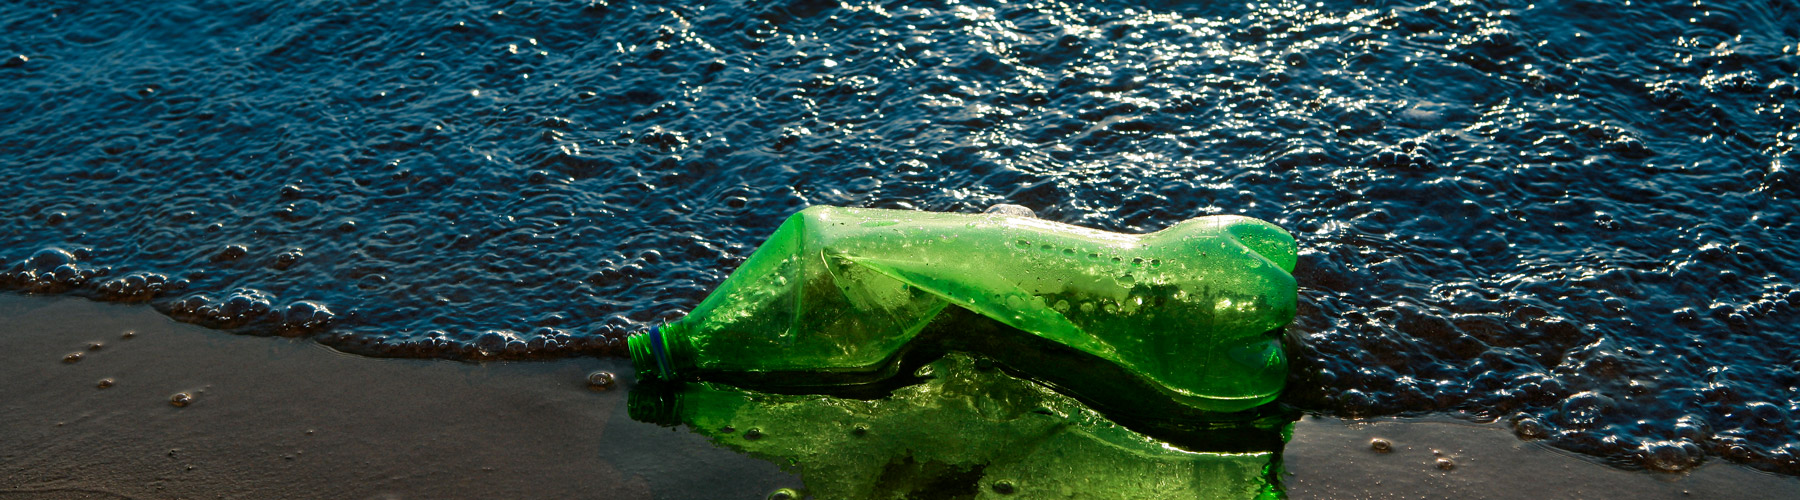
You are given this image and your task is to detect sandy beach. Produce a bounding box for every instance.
[2,293,1795,499]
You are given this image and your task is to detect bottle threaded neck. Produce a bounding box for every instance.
[627,322,690,380]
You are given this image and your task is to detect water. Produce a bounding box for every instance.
[2,0,1797,476]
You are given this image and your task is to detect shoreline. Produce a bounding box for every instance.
[1,293,1794,499]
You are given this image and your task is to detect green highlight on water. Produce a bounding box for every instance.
[630,205,1298,417]
[629,354,1293,500]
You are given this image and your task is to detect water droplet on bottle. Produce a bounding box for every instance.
[170,393,193,407]
[1079,302,1096,313]
[1005,294,1027,308]
[1435,457,1456,470]
[992,480,1017,495]
[743,428,763,440]
[767,488,799,500]
[96,378,115,389]
[63,352,83,363]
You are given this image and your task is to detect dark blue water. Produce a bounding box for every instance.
[3,0,1798,476]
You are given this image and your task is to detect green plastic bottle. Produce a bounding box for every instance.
[629,354,1292,500]
[629,205,1297,416]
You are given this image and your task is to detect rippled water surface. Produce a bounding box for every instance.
[3,0,1799,475]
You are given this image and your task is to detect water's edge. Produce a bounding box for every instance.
[3,292,1794,499]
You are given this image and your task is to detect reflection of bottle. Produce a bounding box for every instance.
[629,206,1297,415]
[629,354,1292,500]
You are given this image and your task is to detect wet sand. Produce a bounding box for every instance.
[2,293,1796,499]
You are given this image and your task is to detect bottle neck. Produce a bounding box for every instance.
[628,321,693,380]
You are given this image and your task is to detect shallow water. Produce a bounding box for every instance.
[5,293,1797,499]
[3,0,1798,476]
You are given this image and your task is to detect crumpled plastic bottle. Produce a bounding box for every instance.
[629,205,1297,416]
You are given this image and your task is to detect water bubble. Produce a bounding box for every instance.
[357,274,389,289]
[212,244,248,262]
[1747,402,1787,425]
[280,301,334,333]
[1341,389,1373,415]
[992,480,1017,495]
[1512,416,1551,439]
[1673,417,1711,441]
[1673,308,1698,321]
[170,393,193,407]
[1641,440,1696,471]
[28,247,75,270]
[767,488,799,500]
[1560,392,1616,428]
[51,264,79,282]
[1370,438,1393,453]
[273,250,303,269]
[743,428,763,440]
[851,425,868,436]
[586,370,616,390]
